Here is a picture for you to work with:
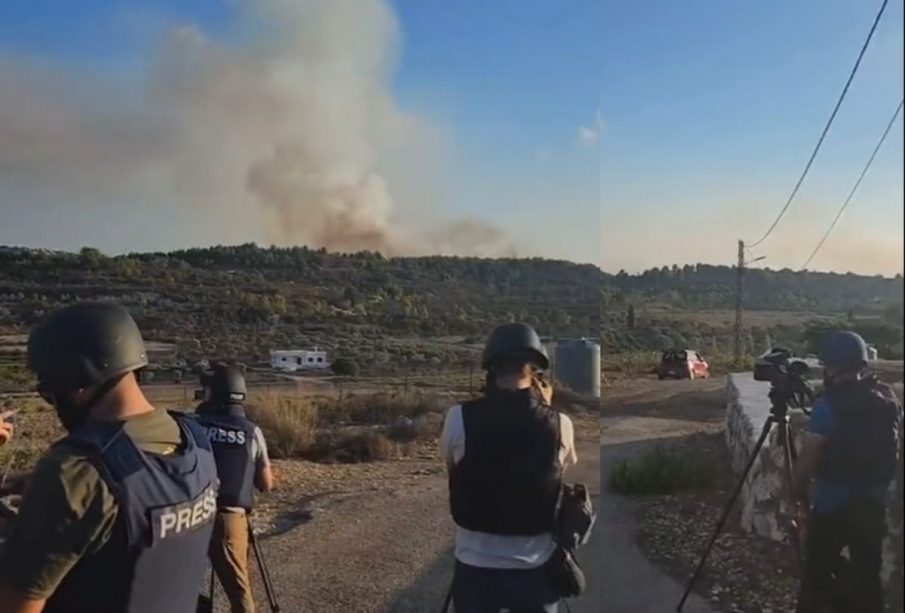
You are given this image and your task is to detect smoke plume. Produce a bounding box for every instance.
[0,0,508,257]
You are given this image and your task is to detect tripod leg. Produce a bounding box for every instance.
[780,420,804,573]
[249,525,281,613]
[440,582,453,613]
[677,417,775,611]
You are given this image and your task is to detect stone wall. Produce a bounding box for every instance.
[725,374,904,605]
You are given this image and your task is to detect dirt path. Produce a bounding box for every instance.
[601,377,726,613]
[217,413,600,613]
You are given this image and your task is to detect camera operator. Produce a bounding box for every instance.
[441,323,577,613]
[194,364,274,613]
[792,331,903,613]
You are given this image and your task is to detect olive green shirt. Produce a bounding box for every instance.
[0,409,181,599]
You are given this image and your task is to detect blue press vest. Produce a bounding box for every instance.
[196,410,257,510]
[44,412,218,613]
[816,380,900,494]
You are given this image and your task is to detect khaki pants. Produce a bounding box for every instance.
[209,510,256,613]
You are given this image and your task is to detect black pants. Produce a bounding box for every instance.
[452,560,560,613]
[798,499,886,613]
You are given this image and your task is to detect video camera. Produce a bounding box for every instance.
[754,348,815,411]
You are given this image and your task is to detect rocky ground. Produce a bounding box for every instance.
[603,377,801,613]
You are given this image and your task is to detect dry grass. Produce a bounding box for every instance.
[245,390,446,464]
[245,393,320,460]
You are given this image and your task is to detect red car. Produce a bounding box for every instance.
[657,349,710,380]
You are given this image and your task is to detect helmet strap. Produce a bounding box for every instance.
[53,372,128,432]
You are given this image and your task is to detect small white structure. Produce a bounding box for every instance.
[867,345,880,361]
[270,349,329,371]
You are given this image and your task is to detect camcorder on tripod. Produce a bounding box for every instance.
[677,349,816,611]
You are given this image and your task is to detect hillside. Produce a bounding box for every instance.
[1,246,902,382]
[602,264,904,358]
[0,244,598,379]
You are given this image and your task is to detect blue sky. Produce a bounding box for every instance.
[602,0,904,275]
[0,0,603,264]
[2,1,900,275]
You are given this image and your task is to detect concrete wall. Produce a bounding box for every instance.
[725,374,904,604]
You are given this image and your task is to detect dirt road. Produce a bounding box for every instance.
[214,413,600,613]
[601,377,727,613]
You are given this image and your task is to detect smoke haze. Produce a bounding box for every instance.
[0,0,514,257]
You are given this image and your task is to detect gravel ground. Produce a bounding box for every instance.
[603,377,801,613]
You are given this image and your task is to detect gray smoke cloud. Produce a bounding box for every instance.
[0,0,510,257]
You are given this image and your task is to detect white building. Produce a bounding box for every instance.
[270,349,329,371]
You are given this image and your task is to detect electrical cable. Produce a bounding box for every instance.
[799,98,903,270]
[749,0,890,248]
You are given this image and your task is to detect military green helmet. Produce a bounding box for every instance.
[481,322,550,371]
[27,302,148,393]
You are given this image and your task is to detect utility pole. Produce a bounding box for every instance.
[733,240,745,369]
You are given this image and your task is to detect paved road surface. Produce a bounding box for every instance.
[209,417,601,613]
[600,378,722,613]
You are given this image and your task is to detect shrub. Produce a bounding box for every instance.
[245,392,319,459]
[609,445,717,495]
[331,358,360,377]
[311,430,394,463]
[322,392,441,425]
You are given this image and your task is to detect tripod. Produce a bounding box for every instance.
[676,384,809,611]
[249,522,282,613]
[200,521,282,613]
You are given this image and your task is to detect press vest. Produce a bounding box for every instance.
[816,378,901,492]
[44,413,218,613]
[196,407,257,510]
[449,390,563,536]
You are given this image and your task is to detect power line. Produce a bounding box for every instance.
[749,0,890,248]
[799,98,904,271]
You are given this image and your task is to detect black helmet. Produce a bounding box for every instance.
[27,302,148,393]
[481,323,549,371]
[200,364,247,404]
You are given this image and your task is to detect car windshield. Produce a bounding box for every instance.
[662,351,687,364]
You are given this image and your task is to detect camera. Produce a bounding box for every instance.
[754,348,810,382]
[754,348,815,411]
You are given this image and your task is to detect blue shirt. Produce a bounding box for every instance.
[808,397,890,513]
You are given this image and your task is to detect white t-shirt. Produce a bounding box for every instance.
[440,404,577,569]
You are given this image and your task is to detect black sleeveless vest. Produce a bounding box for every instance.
[449,389,563,536]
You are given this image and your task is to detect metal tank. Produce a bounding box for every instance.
[553,338,601,398]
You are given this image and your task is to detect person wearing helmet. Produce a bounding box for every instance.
[194,364,274,613]
[792,331,903,613]
[441,323,577,613]
[0,302,219,613]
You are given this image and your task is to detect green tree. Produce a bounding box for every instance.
[331,358,360,377]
